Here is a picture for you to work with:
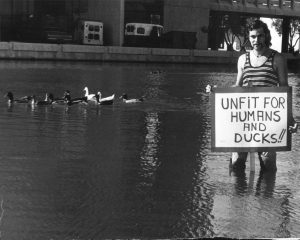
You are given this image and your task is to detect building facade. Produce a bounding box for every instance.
[0,0,300,51]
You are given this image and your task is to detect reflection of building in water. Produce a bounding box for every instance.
[139,112,161,188]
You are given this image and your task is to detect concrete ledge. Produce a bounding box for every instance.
[152,48,190,56]
[62,44,107,53]
[0,42,11,50]
[193,49,242,57]
[13,42,59,52]
[108,46,151,55]
[0,42,298,65]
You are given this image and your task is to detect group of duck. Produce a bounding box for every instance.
[5,86,144,106]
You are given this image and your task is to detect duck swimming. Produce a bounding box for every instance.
[119,93,144,103]
[50,90,71,105]
[83,87,96,101]
[205,84,217,93]
[95,92,114,105]
[64,90,88,106]
[5,92,32,104]
[50,93,66,104]
[31,93,54,106]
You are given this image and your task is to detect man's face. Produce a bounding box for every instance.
[249,27,266,50]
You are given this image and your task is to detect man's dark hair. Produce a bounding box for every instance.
[248,19,272,47]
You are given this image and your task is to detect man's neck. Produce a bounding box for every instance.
[252,47,268,57]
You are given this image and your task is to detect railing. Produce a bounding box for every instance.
[213,0,300,9]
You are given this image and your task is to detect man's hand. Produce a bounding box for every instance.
[289,120,298,133]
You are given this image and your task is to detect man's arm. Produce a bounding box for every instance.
[274,53,298,132]
[274,53,288,86]
[235,54,246,86]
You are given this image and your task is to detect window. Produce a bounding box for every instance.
[88,25,94,31]
[283,0,292,7]
[270,0,280,6]
[126,25,135,32]
[137,27,145,34]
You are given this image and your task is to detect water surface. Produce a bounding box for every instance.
[0,61,299,239]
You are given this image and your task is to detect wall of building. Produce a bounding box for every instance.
[88,0,124,46]
[0,0,13,41]
[209,0,300,17]
[163,0,210,50]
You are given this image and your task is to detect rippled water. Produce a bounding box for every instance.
[0,61,299,239]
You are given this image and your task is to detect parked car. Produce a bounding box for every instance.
[75,20,104,45]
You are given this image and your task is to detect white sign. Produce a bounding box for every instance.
[211,87,292,152]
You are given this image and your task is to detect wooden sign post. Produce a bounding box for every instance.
[211,87,292,171]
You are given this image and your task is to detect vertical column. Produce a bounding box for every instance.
[28,0,34,13]
[119,0,124,46]
[281,17,290,53]
[88,0,124,46]
[163,0,210,50]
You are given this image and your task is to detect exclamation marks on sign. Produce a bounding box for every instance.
[278,129,286,143]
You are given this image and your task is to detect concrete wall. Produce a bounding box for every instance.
[0,41,242,63]
[163,0,210,50]
[0,42,298,66]
[88,0,124,46]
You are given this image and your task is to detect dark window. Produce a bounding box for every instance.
[88,25,94,31]
[126,25,135,32]
[137,27,145,34]
[95,26,100,32]
[94,34,99,40]
[88,33,93,39]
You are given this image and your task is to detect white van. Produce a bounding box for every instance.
[124,23,163,47]
[77,20,103,45]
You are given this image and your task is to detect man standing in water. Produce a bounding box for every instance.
[232,19,298,171]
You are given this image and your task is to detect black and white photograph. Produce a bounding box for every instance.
[0,0,299,239]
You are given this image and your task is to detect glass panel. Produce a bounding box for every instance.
[257,0,269,6]
[88,25,94,31]
[294,0,300,8]
[126,25,135,32]
[94,34,99,40]
[270,0,280,6]
[283,0,292,7]
[246,0,256,4]
[95,26,100,32]
[88,33,93,39]
[219,0,236,4]
[137,27,145,34]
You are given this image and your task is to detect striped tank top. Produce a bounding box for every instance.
[242,50,279,87]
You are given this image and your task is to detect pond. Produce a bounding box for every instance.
[0,60,299,239]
